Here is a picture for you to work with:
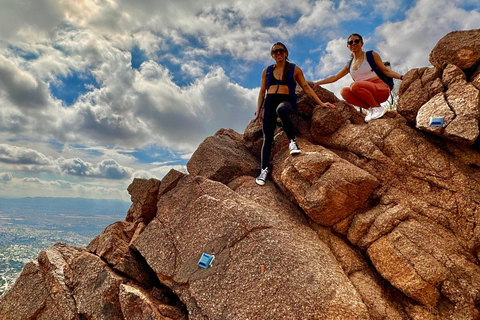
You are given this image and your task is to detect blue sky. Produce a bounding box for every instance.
[0,0,478,201]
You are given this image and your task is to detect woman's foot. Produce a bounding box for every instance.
[289,139,301,155]
[364,108,373,122]
[255,167,269,186]
[366,105,386,122]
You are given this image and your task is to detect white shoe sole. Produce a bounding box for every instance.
[364,111,372,122]
[290,149,301,155]
[370,107,387,121]
[255,178,265,186]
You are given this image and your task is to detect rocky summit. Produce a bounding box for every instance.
[2,29,480,320]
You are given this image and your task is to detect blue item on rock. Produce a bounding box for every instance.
[198,253,215,269]
[429,116,444,127]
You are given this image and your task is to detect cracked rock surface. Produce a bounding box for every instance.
[400,29,480,146]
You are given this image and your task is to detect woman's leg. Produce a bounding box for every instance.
[341,87,370,109]
[349,80,390,107]
[276,102,296,141]
[260,97,278,169]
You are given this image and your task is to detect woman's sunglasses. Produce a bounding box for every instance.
[347,39,361,45]
[271,49,286,54]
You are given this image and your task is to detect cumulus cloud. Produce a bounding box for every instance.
[0,144,54,165]
[294,1,347,35]
[96,159,134,179]
[0,144,134,180]
[371,0,404,20]
[315,37,351,77]
[0,0,63,40]
[0,176,128,200]
[0,54,50,110]
[0,172,12,182]
[0,0,353,153]
[52,60,257,151]
[181,62,205,78]
[55,157,135,179]
[375,0,480,70]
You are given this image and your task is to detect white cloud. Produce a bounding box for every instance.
[0,0,347,152]
[0,54,50,110]
[294,1,343,35]
[371,0,404,19]
[0,176,129,200]
[0,144,54,165]
[1,28,258,153]
[0,144,134,180]
[0,172,12,182]
[181,62,205,78]
[375,0,480,70]
[57,158,134,180]
[315,37,351,77]
[0,0,63,40]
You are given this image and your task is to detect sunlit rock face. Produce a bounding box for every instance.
[399,29,480,146]
[3,29,480,320]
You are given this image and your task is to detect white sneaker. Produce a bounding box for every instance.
[255,167,269,186]
[369,106,387,121]
[364,108,373,122]
[289,139,301,155]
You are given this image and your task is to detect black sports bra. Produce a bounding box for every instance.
[269,75,288,86]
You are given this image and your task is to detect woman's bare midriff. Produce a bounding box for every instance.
[267,85,289,94]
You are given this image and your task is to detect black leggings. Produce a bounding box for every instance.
[261,94,296,169]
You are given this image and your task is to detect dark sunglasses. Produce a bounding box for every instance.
[347,39,361,45]
[271,48,286,54]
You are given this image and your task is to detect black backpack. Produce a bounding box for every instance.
[348,50,394,90]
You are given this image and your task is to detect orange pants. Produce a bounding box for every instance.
[340,78,390,109]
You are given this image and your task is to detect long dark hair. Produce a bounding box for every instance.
[271,42,290,80]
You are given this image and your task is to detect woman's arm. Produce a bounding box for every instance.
[255,68,267,123]
[314,65,349,85]
[372,51,403,80]
[295,66,335,108]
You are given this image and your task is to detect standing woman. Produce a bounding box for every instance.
[254,42,335,186]
[315,34,403,122]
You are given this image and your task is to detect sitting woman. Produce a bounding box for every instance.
[315,33,403,122]
[254,42,335,186]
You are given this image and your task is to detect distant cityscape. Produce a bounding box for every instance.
[0,197,130,295]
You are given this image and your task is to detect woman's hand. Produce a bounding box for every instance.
[321,102,336,109]
[255,109,263,125]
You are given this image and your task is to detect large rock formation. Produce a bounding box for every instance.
[2,29,480,320]
[399,29,480,146]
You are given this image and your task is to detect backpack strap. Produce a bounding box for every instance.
[365,50,378,74]
[287,63,297,110]
[265,64,275,90]
[347,57,353,71]
[366,50,394,90]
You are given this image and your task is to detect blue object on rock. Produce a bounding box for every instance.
[198,253,215,269]
[429,116,444,127]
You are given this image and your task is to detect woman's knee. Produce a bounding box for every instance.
[340,87,352,100]
[276,102,292,118]
[349,81,365,94]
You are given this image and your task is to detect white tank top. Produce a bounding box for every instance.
[349,53,378,81]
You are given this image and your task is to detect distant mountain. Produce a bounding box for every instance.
[0,197,131,216]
